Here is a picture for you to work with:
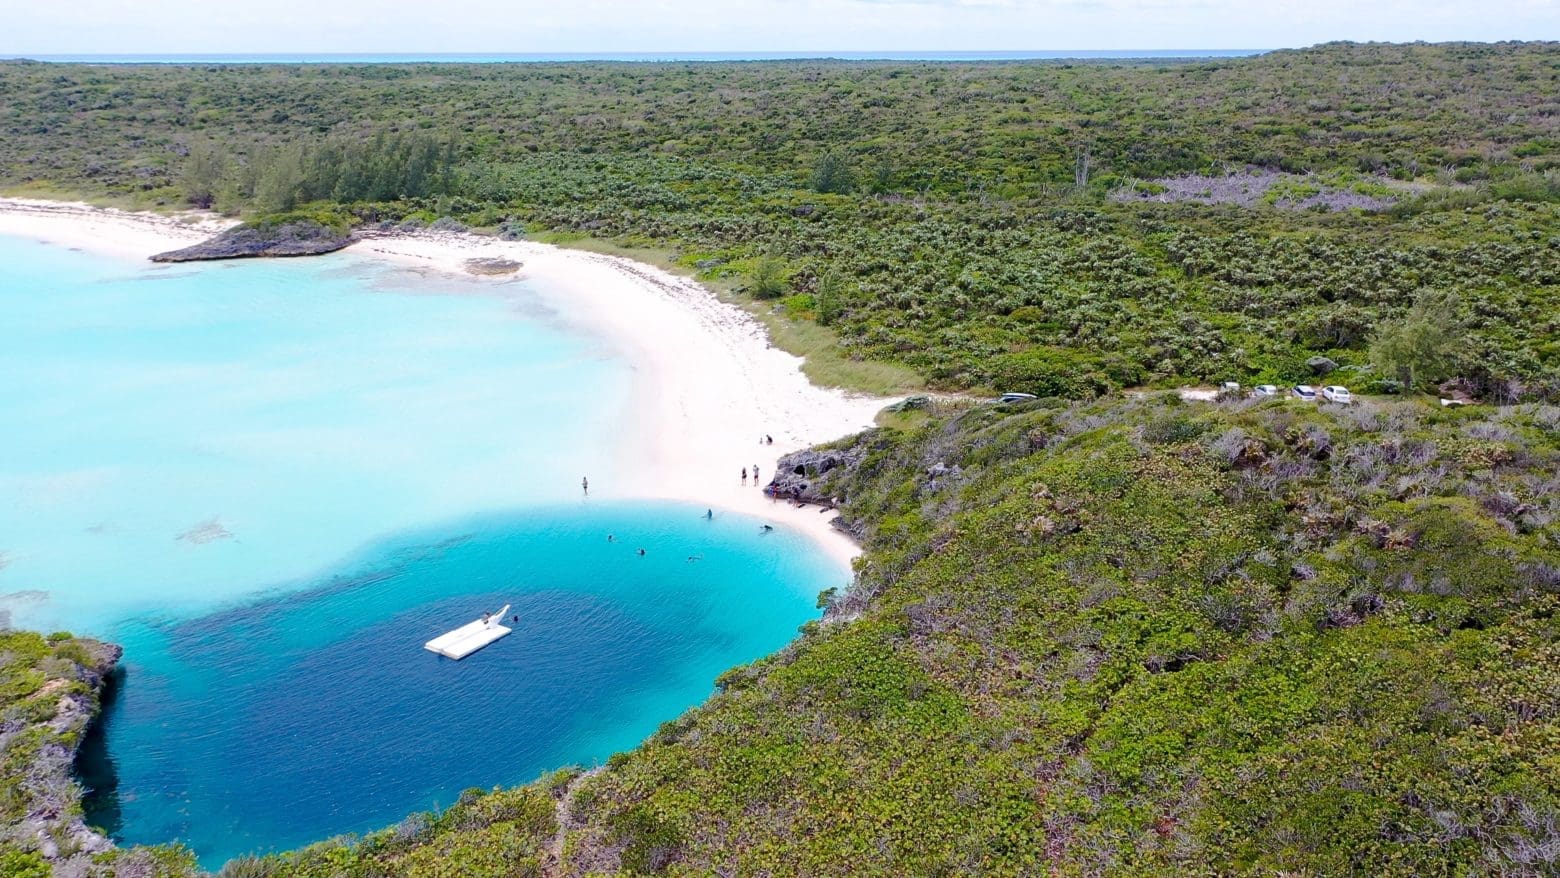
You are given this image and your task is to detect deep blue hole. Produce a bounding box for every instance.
[76,502,839,867]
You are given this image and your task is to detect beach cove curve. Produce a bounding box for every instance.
[0,198,888,865]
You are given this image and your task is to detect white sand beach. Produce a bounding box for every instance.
[0,197,232,259]
[0,198,889,565]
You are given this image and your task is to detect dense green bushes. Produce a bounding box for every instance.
[1,42,1556,397]
[192,396,1559,876]
[217,776,568,878]
[545,395,1559,875]
[471,160,1556,395]
[2,44,1558,874]
[3,43,1554,199]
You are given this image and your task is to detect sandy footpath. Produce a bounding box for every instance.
[0,198,889,566]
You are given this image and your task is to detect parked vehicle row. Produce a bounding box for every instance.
[1247,383,1351,403]
[995,386,1357,405]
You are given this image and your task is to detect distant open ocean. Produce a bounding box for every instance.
[12,50,1265,64]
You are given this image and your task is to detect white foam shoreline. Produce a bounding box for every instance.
[0,197,889,568]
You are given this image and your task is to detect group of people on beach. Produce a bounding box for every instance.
[584,430,777,495]
[580,445,782,563]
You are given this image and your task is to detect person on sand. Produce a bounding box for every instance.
[752,464,760,484]
[741,467,748,483]
[766,434,773,445]
[581,476,589,495]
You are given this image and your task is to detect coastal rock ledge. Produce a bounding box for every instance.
[151,219,354,262]
[0,632,121,871]
[765,447,862,508]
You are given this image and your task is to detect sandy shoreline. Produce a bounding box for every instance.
[0,197,888,567]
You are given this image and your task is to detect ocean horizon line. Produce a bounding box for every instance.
[4,49,1269,64]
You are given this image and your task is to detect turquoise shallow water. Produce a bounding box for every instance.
[0,235,845,866]
[0,235,629,631]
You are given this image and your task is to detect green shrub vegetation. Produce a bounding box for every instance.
[1,631,93,826]
[220,776,570,878]
[2,41,1558,876]
[0,632,203,875]
[206,395,1558,876]
[49,395,1515,878]
[1,42,1556,397]
[558,396,1558,876]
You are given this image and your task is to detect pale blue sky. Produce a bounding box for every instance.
[4,0,1556,54]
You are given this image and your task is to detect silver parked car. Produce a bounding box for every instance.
[1292,385,1318,401]
[1321,385,1352,404]
[1252,384,1279,398]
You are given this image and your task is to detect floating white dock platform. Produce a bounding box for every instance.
[424,605,512,660]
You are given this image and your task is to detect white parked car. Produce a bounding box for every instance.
[1292,385,1318,401]
[1252,384,1279,398]
[1321,385,1352,404]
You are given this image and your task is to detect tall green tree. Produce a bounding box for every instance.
[810,152,855,194]
[1369,292,1465,391]
[816,271,844,325]
[178,141,228,209]
[253,144,306,213]
[747,257,789,299]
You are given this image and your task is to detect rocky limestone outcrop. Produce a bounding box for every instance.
[464,257,522,276]
[1305,355,1339,376]
[151,220,354,262]
[2,637,121,868]
[765,446,881,545]
[764,447,864,509]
